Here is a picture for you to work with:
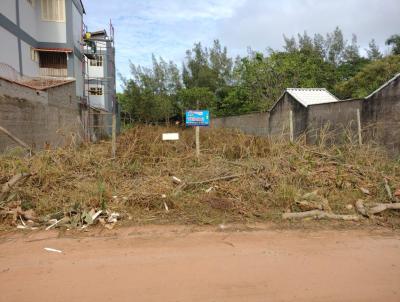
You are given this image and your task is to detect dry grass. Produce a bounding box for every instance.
[1,125,400,229]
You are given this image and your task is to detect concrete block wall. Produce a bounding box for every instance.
[306,99,363,144]
[0,78,83,151]
[362,77,400,154]
[211,112,270,136]
[268,93,307,139]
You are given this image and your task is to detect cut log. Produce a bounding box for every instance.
[368,203,400,215]
[0,173,31,202]
[282,210,359,221]
[355,199,369,217]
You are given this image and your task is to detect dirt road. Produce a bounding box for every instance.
[0,226,399,302]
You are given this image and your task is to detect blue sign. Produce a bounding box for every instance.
[185,110,210,126]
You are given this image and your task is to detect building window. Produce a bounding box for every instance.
[30,48,39,62]
[90,56,103,67]
[89,87,103,96]
[27,0,35,6]
[41,0,65,22]
[39,51,67,69]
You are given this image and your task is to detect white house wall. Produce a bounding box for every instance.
[19,0,38,40]
[74,55,83,97]
[72,3,82,49]
[21,40,39,77]
[86,83,106,109]
[0,26,19,72]
[0,0,16,23]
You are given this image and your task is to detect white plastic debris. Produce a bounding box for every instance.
[107,212,120,224]
[44,247,62,253]
[164,202,169,213]
[172,176,182,184]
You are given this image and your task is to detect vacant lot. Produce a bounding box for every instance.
[0,126,399,230]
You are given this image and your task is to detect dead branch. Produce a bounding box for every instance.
[355,199,369,217]
[0,173,31,202]
[383,178,394,202]
[0,126,33,154]
[185,173,252,187]
[282,210,360,221]
[369,203,400,215]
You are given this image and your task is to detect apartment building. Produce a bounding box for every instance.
[0,0,85,96]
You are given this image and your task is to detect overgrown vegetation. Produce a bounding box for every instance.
[1,126,399,229]
[118,27,400,121]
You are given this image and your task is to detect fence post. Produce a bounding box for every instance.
[357,109,362,146]
[289,110,294,143]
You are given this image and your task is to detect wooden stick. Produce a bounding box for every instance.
[0,126,33,153]
[186,173,250,187]
[289,110,294,143]
[356,109,362,146]
[0,173,31,202]
[282,210,360,221]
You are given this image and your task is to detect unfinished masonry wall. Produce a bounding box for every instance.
[0,78,83,151]
[306,99,363,144]
[211,112,270,136]
[268,93,307,139]
[362,76,400,155]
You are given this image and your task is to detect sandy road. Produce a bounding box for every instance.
[0,226,399,302]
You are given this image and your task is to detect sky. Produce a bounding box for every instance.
[83,0,400,91]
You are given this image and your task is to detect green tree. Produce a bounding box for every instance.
[366,39,382,60]
[386,34,400,55]
[334,55,400,99]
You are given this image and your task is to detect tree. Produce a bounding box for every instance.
[120,56,182,124]
[183,40,233,92]
[366,39,382,60]
[326,27,345,65]
[386,34,400,55]
[334,55,400,99]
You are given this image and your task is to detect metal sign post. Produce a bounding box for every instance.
[185,110,210,158]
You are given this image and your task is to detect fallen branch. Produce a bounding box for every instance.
[368,203,400,215]
[185,173,251,187]
[0,173,31,202]
[282,210,360,221]
[0,126,33,154]
[355,199,369,217]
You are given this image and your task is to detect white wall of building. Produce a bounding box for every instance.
[0,27,19,72]
[86,83,106,109]
[87,58,105,78]
[37,20,67,43]
[21,40,39,77]
[0,0,16,23]
[74,55,83,97]
[19,0,38,40]
[72,3,82,49]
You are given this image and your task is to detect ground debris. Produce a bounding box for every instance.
[0,125,399,229]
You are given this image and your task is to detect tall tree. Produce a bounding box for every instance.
[366,39,382,60]
[326,27,345,65]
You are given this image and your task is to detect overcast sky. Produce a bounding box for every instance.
[83,0,400,90]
